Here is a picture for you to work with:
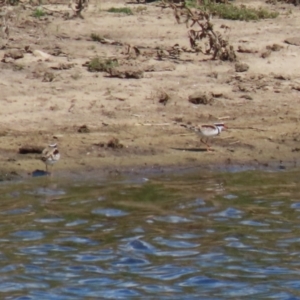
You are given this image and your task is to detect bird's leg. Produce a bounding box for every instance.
[201,138,214,152]
[200,138,207,149]
[201,138,210,151]
[47,164,53,177]
[45,164,48,174]
[206,139,214,152]
[206,144,214,152]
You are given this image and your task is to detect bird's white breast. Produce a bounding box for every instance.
[199,126,219,137]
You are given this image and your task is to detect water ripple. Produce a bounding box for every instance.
[20,244,76,255]
[211,207,243,218]
[11,231,44,241]
[154,250,199,257]
[140,265,196,280]
[92,208,129,217]
[178,198,205,209]
[56,237,98,246]
[112,257,150,267]
[35,217,64,223]
[65,220,88,227]
[290,202,300,209]
[153,216,192,223]
[240,220,270,227]
[153,237,200,248]
[0,171,300,299]
[179,275,229,288]
[71,252,115,262]
[124,239,156,254]
[27,188,66,196]
[1,206,32,215]
[223,194,238,200]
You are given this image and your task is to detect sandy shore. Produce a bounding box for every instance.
[0,0,300,179]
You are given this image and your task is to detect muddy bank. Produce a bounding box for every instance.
[0,124,297,181]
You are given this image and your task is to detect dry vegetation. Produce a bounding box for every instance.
[266,0,299,5]
[0,0,300,178]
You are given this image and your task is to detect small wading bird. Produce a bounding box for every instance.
[41,143,60,175]
[181,123,227,151]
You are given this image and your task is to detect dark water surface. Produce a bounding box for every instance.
[1,169,300,299]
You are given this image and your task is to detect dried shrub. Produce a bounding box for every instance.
[69,0,89,18]
[90,33,103,42]
[266,0,299,5]
[87,57,119,72]
[32,8,46,18]
[107,7,133,15]
[165,1,236,61]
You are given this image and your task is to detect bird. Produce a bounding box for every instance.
[181,123,227,151]
[41,143,60,175]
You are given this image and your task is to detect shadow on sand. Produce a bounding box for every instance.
[171,147,214,152]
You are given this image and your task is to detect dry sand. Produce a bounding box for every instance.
[1,0,300,178]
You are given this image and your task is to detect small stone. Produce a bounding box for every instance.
[33,49,52,60]
[285,37,300,46]
[188,92,213,105]
[78,125,90,133]
[107,137,123,149]
[240,94,253,100]
[235,62,249,72]
[266,43,283,52]
[2,49,24,62]
[109,66,144,79]
[53,134,64,139]
[261,50,271,59]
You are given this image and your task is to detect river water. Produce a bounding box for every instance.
[0,169,300,299]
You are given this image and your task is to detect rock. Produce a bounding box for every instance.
[188,92,213,105]
[235,62,249,72]
[33,49,52,60]
[237,46,258,53]
[107,137,123,149]
[50,63,75,70]
[94,138,124,149]
[284,37,300,46]
[238,84,251,92]
[78,125,90,133]
[158,90,170,105]
[42,72,55,82]
[274,74,290,81]
[261,50,271,59]
[108,66,144,79]
[53,134,64,139]
[292,85,300,91]
[240,94,253,100]
[144,62,176,72]
[211,92,223,98]
[2,49,24,62]
[266,43,283,52]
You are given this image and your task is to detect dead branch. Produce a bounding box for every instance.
[69,0,89,19]
[165,0,236,61]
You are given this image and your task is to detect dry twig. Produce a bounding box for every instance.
[69,0,89,18]
[163,0,236,61]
